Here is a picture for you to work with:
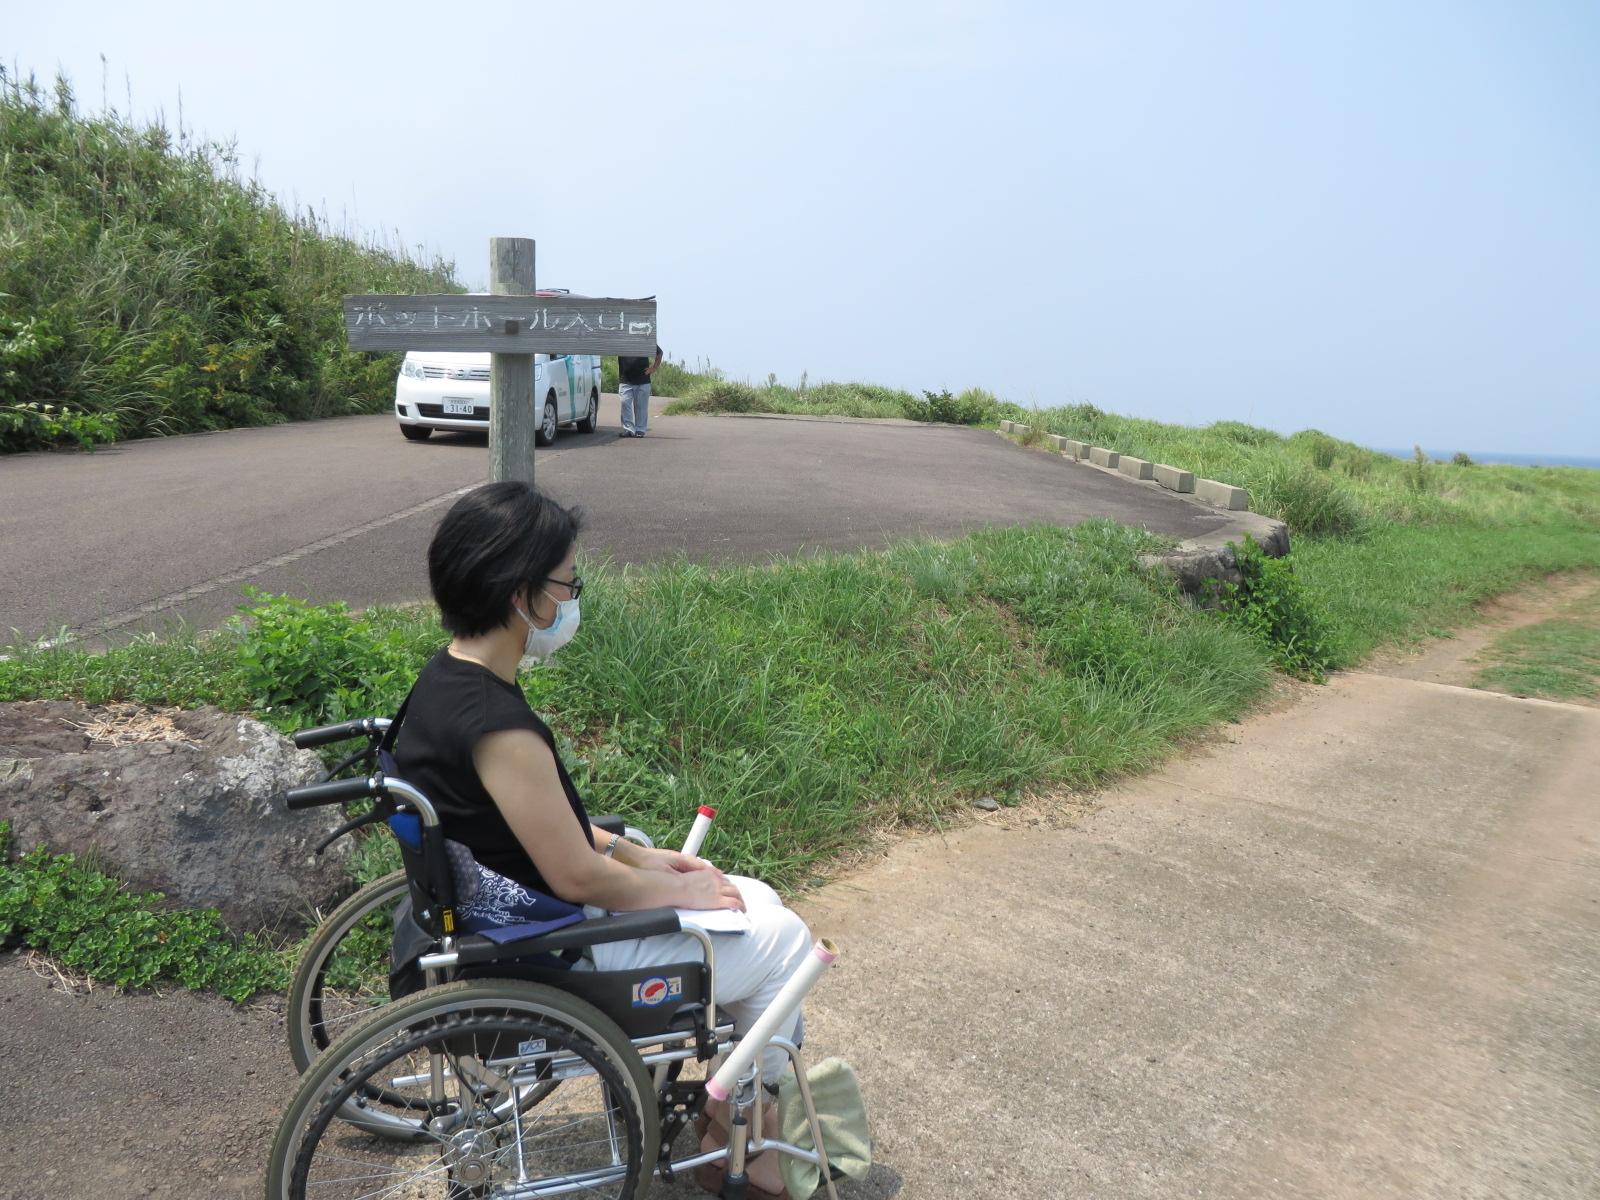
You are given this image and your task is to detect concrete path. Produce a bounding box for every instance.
[0,398,1228,645]
[779,670,1600,1198]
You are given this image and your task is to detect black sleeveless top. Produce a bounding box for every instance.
[392,650,590,895]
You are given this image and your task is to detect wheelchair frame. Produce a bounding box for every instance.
[276,733,842,1200]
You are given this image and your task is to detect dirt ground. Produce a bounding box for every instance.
[1366,569,1599,694]
[4,575,1598,1199]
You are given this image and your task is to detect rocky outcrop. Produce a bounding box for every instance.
[0,701,354,932]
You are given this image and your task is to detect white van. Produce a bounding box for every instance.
[392,294,603,446]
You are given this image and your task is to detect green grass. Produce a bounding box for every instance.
[1292,525,1600,665]
[1470,587,1600,700]
[1,68,460,451]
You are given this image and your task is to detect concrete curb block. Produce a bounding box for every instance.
[1118,455,1154,481]
[1195,479,1250,511]
[1153,464,1195,493]
[992,428,1286,598]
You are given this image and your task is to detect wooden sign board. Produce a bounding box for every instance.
[343,294,658,356]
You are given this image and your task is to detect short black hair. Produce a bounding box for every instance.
[428,483,582,637]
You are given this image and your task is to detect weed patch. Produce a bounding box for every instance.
[0,823,286,1001]
[1219,537,1335,680]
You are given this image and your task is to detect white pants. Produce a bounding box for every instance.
[577,876,812,1084]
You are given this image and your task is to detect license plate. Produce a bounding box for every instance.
[443,398,476,416]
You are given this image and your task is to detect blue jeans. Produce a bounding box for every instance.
[619,382,651,433]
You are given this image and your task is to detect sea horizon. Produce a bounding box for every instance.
[1377,448,1600,470]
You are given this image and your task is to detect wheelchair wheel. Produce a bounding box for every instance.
[286,870,409,1072]
[266,978,659,1200]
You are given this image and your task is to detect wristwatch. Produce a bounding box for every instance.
[603,832,622,858]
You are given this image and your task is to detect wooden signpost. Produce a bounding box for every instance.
[343,237,657,484]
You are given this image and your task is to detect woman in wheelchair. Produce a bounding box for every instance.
[393,480,812,1197]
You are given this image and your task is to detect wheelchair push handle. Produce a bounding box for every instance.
[292,716,390,749]
[283,774,380,810]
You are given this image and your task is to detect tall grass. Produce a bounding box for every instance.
[0,68,460,451]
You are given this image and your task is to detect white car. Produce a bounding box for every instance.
[393,328,602,446]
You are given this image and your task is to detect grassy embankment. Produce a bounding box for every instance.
[0,69,459,452]
[2,523,1281,997]
[670,374,1600,665]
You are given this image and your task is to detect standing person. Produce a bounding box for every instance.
[617,343,662,437]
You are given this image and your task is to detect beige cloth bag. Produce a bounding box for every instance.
[777,1057,872,1198]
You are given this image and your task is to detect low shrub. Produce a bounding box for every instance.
[1219,537,1336,681]
[230,589,416,729]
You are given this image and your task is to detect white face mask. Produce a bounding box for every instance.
[515,591,581,663]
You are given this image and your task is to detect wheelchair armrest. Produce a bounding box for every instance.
[450,907,684,965]
[590,813,627,838]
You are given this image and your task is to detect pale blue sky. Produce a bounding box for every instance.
[10,1,1598,455]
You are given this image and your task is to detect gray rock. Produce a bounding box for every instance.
[1140,521,1293,607]
[1148,545,1244,606]
[973,795,1001,812]
[0,701,354,933]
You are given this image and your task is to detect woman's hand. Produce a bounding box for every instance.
[630,846,717,875]
[675,868,746,912]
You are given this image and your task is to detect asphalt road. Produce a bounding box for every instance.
[0,396,1227,645]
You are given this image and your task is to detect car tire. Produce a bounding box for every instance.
[400,425,432,442]
[535,393,558,447]
[577,388,599,433]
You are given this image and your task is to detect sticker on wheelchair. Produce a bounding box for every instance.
[517,1038,547,1057]
[632,975,683,1007]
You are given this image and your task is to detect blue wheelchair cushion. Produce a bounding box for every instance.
[385,810,586,939]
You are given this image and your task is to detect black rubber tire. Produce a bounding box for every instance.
[577,388,600,433]
[265,978,659,1200]
[285,870,410,1074]
[400,424,432,441]
[535,394,559,446]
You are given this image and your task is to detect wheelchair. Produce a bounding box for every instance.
[273,728,842,1200]
[283,716,657,1071]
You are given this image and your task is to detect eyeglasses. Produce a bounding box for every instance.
[544,574,584,599]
